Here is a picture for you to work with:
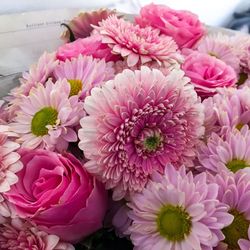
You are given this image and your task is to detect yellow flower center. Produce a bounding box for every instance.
[157,205,192,242]
[67,79,83,97]
[226,159,249,173]
[31,107,58,136]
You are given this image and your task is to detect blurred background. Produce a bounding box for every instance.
[0,0,250,29]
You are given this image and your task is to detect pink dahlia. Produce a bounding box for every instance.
[54,55,114,99]
[182,51,237,97]
[213,171,250,249]
[10,79,84,151]
[203,87,250,136]
[196,33,240,73]
[0,125,22,193]
[127,165,233,250]
[198,125,250,175]
[94,15,179,67]
[56,34,121,62]
[78,67,204,200]
[61,9,116,41]
[135,3,205,49]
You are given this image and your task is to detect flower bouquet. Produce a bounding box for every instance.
[1,3,250,250]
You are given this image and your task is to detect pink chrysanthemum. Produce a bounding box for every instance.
[196,33,240,73]
[10,79,84,151]
[212,171,250,250]
[127,165,233,250]
[94,15,179,67]
[0,198,74,250]
[61,8,116,41]
[0,125,22,193]
[54,55,114,99]
[203,87,250,137]
[78,67,204,200]
[198,125,250,175]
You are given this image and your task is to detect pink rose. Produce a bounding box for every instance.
[182,51,237,97]
[56,34,121,62]
[5,149,108,243]
[135,3,205,49]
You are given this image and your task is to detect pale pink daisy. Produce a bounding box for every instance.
[54,55,114,99]
[203,87,250,137]
[7,52,59,115]
[196,33,240,73]
[0,125,22,193]
[213,171,250,250]
[61,8,116,42]
[79,67,204,200]
[11,52,58,97]
[94,15,179,67]
[198,125,250,175]
[202,97,221,139]
[10,79,84,151]
[127,165,233,250]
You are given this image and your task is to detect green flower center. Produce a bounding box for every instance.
[68,79,83,97]
[31,107,58,136]
[222,209,249,249]
[157,205,192,242]
[144,136,161,152]
[226,159,249,173]
[237,72,248,86]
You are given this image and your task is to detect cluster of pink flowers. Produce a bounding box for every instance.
[1,3,250,250]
